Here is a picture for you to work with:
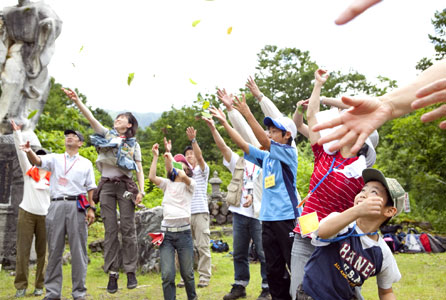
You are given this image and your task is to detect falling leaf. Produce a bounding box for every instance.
[79,45,84,53]
[127,73,135,86]
[72,63,76,67]
[227,26,232,34]
[27,110,38,119]
[192,20,201,27]
[189,78,197,85]
[197,93,204,102]
[202,100,210,110]
[166,125,172,129]
[201,112,212,118]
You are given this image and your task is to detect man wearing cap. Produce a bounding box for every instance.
[21,129,96,300]
[297,168,404,300]
[209,94,300,300]
[11,120,51,298]
[182,126,212,288]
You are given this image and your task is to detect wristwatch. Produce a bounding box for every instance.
[191,138,197,144]
[139,191,146,197]
[89,206,97,212]
[257,93,264,101]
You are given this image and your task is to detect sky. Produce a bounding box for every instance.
[2,0,445,113]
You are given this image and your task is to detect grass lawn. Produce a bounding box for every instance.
[0,222,445,299]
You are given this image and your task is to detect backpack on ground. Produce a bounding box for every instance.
[210,239,230,253]
[405,228,425,253]
[419,233,432,253]
[427,234,446,253]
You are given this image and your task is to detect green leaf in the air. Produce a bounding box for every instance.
[202,100,210,109]
[201,112,212,118]
[27,110,38,119]
[192,20,201,27]
[127,73,135,86]
[189,78,197,85]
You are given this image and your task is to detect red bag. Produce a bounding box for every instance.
[419,233,432,253]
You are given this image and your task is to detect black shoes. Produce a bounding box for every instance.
[127,272,138,289]
[223,284,246,300]
[107,272,119,294]
[257,288,272,300]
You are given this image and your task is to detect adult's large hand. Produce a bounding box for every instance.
[246,76,263,101]
[313,96,392,154]
[233,94,251,117]
[209,106,227,124]
[335,0,382,25]
[217,89,234,110]
[10,119,22,131]
[412,78,446,129]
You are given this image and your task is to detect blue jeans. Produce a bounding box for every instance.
[232,212,268,288]
[160,229,196,300]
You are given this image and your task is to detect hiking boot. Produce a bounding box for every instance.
[107,272,119,294]
[177,279,185,288]
[15,289,26,298]
[33,289,44,296]
[127,272,138,289]
[257,288,272,300]
[223,284,246,300]
[197,279,209,288]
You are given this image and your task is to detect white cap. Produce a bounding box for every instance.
[263,116,297,140]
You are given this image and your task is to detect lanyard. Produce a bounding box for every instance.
[298,157,348,208]
[64,155,79,176]
[316,223,378,243]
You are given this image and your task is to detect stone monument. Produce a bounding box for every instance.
[0,0,61,268]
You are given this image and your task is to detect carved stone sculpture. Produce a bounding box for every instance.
[0,0,61,269]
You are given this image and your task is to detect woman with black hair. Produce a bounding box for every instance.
[62,88,144,294]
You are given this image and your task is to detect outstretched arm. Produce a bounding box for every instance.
[62,88,104,133]
[20,141,42,167]
[148,144,162,186]
[293,100,309,139]
[186,127,206,171]
[210,107,250,154]
[313,59,446,154]
[233,94,270,150]
[320,97,350,110]
[307,69,329,145]
[246,76,281,118]
[335,0,382,25]
[163,137,173,174]
[202,116,232,163]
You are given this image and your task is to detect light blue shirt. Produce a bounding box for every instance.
[244,141,299,221]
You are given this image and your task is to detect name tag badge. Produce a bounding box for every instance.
[58,177,69,186]
[298,212,319,237]
[264,174,275,189]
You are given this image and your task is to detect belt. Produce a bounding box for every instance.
[52,196,80,201]
[161,225,191,232]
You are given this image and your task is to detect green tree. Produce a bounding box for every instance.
[416,8,446,71]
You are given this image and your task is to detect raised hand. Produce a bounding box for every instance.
[246,76,262,101]
[152,143,159,156]
[61,87,80,103]
[202,115,216,129]
[19,141,32,153]
[163,137,172,153]
[313,96,392,154]
[413,78,446,129]
[354,195,384,218]
[209,106,227,124]
[233,93,251,117]
[315,69,329,85]
[296,99,309,114]
[217,88,234,110]
[10,119,22,131]
[186,127,197,141]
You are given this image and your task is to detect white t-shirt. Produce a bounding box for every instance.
[223,151,261,219]
[157,177,195,227]
[13,131,50,216]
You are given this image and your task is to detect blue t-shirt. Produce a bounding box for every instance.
[303,214,401,300]
[244,141,299,221]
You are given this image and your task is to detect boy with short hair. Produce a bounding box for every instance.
[298,168,404,300]
[210,94,300,300]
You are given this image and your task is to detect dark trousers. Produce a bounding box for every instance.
[262,219,295,300]
[100,180,138,273]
